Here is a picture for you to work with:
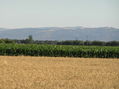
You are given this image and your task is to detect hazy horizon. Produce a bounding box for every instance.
[0,0,119,28]
[1,26,119,29]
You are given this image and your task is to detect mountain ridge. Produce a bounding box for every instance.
[0,26,119,41]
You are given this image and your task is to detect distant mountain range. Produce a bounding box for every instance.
[0,26,119,41]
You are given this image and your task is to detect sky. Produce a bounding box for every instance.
[0,0,119,28]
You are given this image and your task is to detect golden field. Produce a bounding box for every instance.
[0,56,119,89]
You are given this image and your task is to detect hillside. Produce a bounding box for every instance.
[0,27,119,41]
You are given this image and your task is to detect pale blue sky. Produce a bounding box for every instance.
[0,0,119,28]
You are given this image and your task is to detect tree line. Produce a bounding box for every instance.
[0,35,119,46]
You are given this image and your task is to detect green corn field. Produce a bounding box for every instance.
[0,43,119,58]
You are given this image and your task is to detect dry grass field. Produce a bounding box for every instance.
[0,56,119,89]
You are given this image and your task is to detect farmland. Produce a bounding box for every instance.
[0,56,119,89]
[0,44,119,58]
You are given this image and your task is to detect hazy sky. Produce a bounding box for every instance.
[0,0,119,28]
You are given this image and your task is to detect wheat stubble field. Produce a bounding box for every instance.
[0,56,119,89]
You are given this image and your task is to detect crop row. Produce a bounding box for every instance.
[0,44,119,58]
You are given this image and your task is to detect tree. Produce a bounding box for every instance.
[25,35,33,44]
